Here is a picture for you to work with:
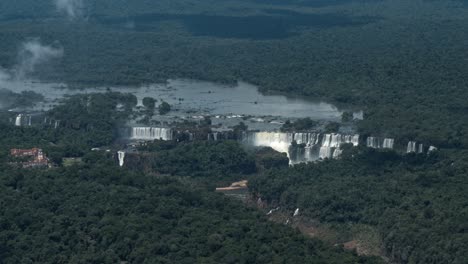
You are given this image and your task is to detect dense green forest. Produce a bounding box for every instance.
[249,147,468,264]
[0,156,384,263]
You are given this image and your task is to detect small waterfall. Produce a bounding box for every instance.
[407,141,417,153]
[54,121,60,129]
[117,151,126,167]
[293,208,300,217]
[136,97,144,107]
[130,127,173,141]
[15,114,23,126]
[418,144,424,153]
[428,146,437,152]
[382,138,395,149]
[14,114,32,127]
[366,137,379,148]
[322,134,332,147]
[293,133,320,145]
[367,137,394,149]
[350,135,360,146]
[319,146,333,159]
[333,148,343,158]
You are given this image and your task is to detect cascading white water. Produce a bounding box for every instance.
[382,138,395,149]
[244,132,360,163]
[333,148,343,158]
[244,132,293,154]
[322,134,332,147]
[244,132,436,162]
[319,146,333,159]
[346,135,360,146]
[366,137,379,148]
[117,151,126,167]
[367,137,394,149]
[15,114,23,126]
[130,127,173,141]
[428,146,437,152]
[136,97,144,107]
[407,141,417,153]
[293,133,319,145]
[418,144,424,153]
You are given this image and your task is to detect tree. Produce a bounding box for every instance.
[159,102,171,115]
[341,112,353,122]
[142,97,156,109]
[325,122,340,133]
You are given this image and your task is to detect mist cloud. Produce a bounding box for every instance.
[0,67,12,88]
[15,39,64,79]
[55,0,85,19]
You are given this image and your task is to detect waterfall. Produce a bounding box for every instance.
[117,151,126,167]
[382,138,395,149]
[54,121,60,129]
[14,114,32,127]
[428,146,437,152]
[322,134,332,147]
[136,97,144,107]
[130,127,173,141]
[15,114,23,126]
[418,144,424,153]
[294,133,320,145]
[407,141,417,153]
[243,132,293,154]
[367,137,394,149]
[293,208,300,217]
[319,146,333,159]
[366,137,379,148]
[243,132,360,163]
[333,148,343,158]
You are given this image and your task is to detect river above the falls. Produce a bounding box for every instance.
[3,78,362,130]
[6,79,356,116]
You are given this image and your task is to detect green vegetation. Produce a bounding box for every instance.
[134,140,256,185]
[0,89,44,109]
[142,97,156,109]
[158,101,171,115]
[249,147,468,264]
[281,118,317,132]
[0,158,382,263]
[325,122,340,133]
[342,112,354,122]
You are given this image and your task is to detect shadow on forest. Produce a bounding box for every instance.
[245,0,382,8]
[97,11,380,40]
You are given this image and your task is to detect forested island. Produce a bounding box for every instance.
[1,0,468,263]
